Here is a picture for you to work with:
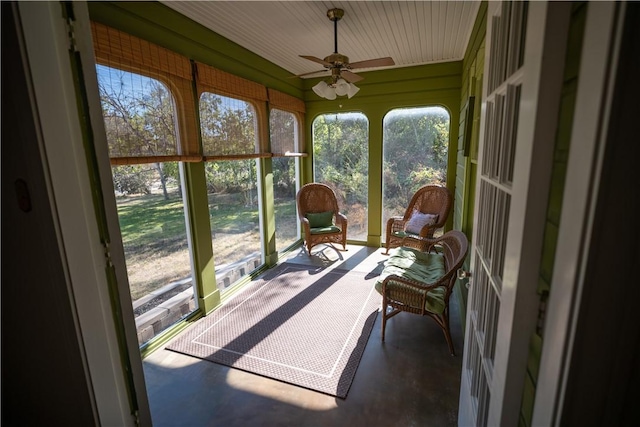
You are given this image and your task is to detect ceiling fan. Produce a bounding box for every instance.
[297,8,395,99]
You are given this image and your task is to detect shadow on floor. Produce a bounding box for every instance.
[143,244,463,427]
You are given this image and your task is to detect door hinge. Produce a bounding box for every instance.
[536,291,549,336]
[103,241,114,269]
[64,5,78,52]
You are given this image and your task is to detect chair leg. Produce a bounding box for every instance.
[381,302,387,342]
[441,315,455,356]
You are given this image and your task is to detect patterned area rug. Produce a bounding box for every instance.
[167,263,381,398]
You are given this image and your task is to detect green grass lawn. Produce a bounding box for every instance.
[116,191,298,300]
[117,194,187,246]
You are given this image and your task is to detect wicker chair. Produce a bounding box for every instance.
[378,230,469,355]
[384,185,453,254]
[296,183,348,254]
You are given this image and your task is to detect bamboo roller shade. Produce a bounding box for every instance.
[196,62,267,158]
[269,110,297,155]
[110,155,202,166]
[268,89,305,154]
[91,21,200,158]
[196,62,267,102]
[109,152,306,166]
[267,88,305,113]
[92,22,306,163]
[91,22,191,80]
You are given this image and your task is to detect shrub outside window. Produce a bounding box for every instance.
[382,106,450,239]
[313,112,369,241]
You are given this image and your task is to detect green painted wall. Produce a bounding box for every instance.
[518,3,587,427]
[453,1,487,325]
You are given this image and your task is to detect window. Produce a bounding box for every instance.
[313,113,369,241]
[92,23,308,347]
[270,108,300,252]
[200,93,263,292]
[97,65,197,346]
[382,106,450,237]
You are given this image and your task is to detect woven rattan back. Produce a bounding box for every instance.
[404,185,453,229]
[296,183,339,219]
[296,183,347,253]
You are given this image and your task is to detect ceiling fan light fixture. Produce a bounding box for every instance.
[324,86,337,100]
[312,80,329,97]
[312,80,338,100]
[347,83,360,98]
[334,78,350,96]
[313,77,359,100]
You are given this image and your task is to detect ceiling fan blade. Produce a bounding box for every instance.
[289,69,329,79]
[348,57,395,70]
[340,70,364,83]
[300,55,332,67]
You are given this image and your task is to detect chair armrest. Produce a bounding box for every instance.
[300,217,311,234]
[418,223,440,239]
[386,216,406,234]
[336,212,348,227]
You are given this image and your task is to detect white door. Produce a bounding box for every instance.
[458,2,572,426]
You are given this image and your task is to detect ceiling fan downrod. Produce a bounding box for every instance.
[327,8,344,54]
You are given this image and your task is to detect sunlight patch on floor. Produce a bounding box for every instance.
[158,351,203,368]
[225,368,339,411]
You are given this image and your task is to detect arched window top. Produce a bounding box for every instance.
[199,92,258,157]
[383,106,450,122]
[313,111,368,124]
[312,112,369,151]
[382,106,450,186]
[97,64,179,158]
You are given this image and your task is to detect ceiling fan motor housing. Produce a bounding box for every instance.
[324,53,349,67]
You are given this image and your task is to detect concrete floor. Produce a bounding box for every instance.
[143,244,464,426]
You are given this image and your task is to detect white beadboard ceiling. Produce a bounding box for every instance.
[162,1,480,78]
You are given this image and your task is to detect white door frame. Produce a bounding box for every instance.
[459,2,572,425]
[487,3,572,425]
[16,2,151,425]
[532,2,626,424]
